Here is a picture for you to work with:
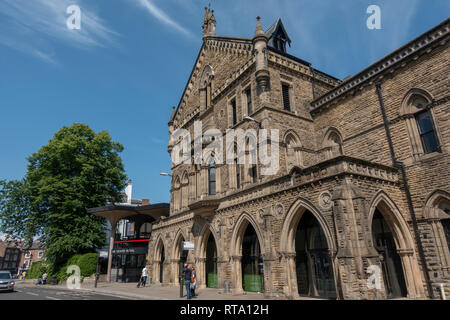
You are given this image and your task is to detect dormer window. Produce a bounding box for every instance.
[266,18,291,54]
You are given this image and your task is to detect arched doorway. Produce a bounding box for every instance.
[160,246,165,283]
[372,209,407,298]
[241,224,264,293]
[295,210,336,299]
[205,233,218,288]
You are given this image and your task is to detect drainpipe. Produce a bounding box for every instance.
[375,83,433,298]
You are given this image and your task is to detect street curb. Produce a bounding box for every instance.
[15,283,172,300]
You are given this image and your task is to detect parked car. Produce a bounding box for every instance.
[0,271,15,292]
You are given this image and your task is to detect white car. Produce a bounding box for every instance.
[0,271,15,292]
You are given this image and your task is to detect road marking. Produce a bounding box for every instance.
[16,290,22,292]
[46,296,60,300]
[26,292,39,296]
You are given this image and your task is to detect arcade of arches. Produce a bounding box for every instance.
[149,186,450,299]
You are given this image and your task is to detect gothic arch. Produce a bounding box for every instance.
[230,212,264,256]
[230,212,265,293]
[200,65,214,110]
[368,190,425,298]
[153,234,166,283]
[322,127,344,158]
[423,190,450,278]
[400,88,440,157]
[280,198,336,254]
[172,228,188,260]
[153,234,166,260]
[400,88,433,115]
[200,65,215,89]
[279,198,338,298]
[423,190,450,219]
[196,222,221,259]
[195,223,221,288]
[283,130,303,169]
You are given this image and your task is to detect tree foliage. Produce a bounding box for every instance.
[0,124,127,267]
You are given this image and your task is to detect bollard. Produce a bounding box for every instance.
[180,276,183,298]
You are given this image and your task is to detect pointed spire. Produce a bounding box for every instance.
[254,16,267,39]
[202,6,216,37]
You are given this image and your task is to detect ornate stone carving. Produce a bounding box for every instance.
[319,191,333,210]
[275,203,284,217]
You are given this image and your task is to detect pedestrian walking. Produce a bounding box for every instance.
[141,265,148,287]
[182,263,192,300]
[190,267,197,298]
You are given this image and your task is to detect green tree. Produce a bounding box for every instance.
[0,124,127,267]
[0,179,38,245]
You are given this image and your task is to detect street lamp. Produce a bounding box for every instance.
[160,173,171,177]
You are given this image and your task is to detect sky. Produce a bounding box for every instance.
[0,0,448,204]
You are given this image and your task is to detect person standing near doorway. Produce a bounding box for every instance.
[190,267,197,298]
[141,265,148,287]
[182,263,192,300]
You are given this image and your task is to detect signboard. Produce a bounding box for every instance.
[99,251,108,258]
[126,222,135,237]
[183,241,195,251]
[112,247,148,255]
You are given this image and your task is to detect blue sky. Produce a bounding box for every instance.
[0,0,448,204]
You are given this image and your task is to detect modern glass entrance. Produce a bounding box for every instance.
[205,233,218,288]
[295,210,336,299]
[372,209,407,298]
[241,224,264,292]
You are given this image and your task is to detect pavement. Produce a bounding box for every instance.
[0,284,129,300]
[10,280,279,300]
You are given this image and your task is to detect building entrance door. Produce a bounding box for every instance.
[372,210,407,298]
[295,210,336,299]
[160,246,165,283]
[206,234,218,288]
[241,224,264,293]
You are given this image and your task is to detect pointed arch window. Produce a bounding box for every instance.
[208,159,216,196]
[284,131,302,170]
[401,89,440,157]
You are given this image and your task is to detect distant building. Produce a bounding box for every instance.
[88,180,169,283]
[0,239,45,276]
[18,240,46,275]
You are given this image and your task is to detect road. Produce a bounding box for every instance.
[0,285,130,300]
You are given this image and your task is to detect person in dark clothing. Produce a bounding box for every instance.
[182,263,192,300]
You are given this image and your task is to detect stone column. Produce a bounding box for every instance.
[332,180,382,300]
[216,164,223,195]
[196,257,207,288]
[231,255,243,294]
[171,259,181,285]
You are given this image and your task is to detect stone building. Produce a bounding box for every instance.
[147,8,450,300]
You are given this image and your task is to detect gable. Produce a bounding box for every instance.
[171,37,253,129]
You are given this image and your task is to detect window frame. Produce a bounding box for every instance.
[281,82,291,112]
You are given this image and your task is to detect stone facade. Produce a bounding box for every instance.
[147,11,450,300]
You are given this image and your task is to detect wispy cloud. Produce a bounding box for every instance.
[133,0,193,38]
[0,0,119,63]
